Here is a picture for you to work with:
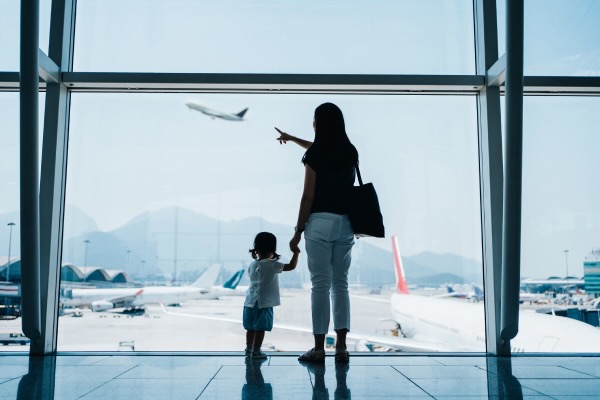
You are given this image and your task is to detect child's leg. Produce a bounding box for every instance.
[246,330,255,353]
[252,330,265,351]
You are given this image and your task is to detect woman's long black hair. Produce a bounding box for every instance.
[302,102,358,168]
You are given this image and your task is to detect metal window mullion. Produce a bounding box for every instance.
[20,0,43,352]
[38,0,75,355]
[500,0,524,350]
[474,0,504,356]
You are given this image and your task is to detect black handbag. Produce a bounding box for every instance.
[348,164,385,238]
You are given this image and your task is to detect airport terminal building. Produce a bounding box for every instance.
[2,0,600,398]
[584,249,600,296]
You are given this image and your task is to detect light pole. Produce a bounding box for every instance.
[564,249,570,296]
[6,222,15,282]
[126,249,131,272]
[83,239,90,283]
[140,260,146,283]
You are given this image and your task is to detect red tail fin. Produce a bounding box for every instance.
[392,235,410,294]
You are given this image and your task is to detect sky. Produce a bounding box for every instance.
[1,0,600,278]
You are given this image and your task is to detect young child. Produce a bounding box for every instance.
[244,232,299,359]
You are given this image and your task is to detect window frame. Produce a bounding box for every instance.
[4,0,600,355]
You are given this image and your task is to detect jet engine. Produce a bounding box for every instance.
[91,300,115,312]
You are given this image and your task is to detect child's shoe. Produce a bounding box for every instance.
[244,348,252,357]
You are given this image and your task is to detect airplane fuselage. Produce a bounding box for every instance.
[185,102,245,121]
[391,292,600,352]
[63,286,218,309]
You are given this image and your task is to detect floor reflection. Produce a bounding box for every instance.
[242,358,272,400]
[334,364,351,400]
[300,362,351,400]
[486,357,523,399]
[3,354,597,399]
[16,356,56,400]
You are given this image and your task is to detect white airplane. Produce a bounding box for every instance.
[521,277,584,286]
[518,291,551,304]
[210,269,246,298]
[61,265,244,312]
[185,101,248,121]
[450,284,548,304]
[386,235,600,353]
[442,284,483,302]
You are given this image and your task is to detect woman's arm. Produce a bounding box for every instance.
[289,164,316,250]
[275,127,313,150]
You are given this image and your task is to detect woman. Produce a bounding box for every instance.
[276,102,358,363]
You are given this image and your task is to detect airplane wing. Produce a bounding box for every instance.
[157,303,447,352]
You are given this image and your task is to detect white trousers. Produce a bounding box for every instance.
[304,212,355,334]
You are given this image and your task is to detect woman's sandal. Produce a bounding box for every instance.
[298,348,325,363]
[335,349,350,363]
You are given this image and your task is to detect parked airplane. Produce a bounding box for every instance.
[185,101,248,121]
[518,291,551,304]
[443,284,483,302]
[210,269,246,297]
[61,265,245,311]
[387,235,600,352]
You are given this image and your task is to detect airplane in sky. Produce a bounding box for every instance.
[185,101,248,121]
[61,265,245,312]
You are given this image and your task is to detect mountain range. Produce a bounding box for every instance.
[1,206,482,288]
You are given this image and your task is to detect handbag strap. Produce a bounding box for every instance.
[355,163,363,186]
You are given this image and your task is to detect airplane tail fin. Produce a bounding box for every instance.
[392,235,410,294]
[236,108,248,118]
[447,285,455,294]
[473,285,484,298]
[222,269,245,289]
[191,264,222,288]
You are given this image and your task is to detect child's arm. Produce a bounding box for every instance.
[283,249,300,271]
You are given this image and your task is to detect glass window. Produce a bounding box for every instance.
[0,1,21,71]
[0,0,52,71]
[73,0,475,74]
[58,93,483,352]
[496,0,506,57]
[0,91,45,352]
[497,0,600,76]
[514,96,600,352]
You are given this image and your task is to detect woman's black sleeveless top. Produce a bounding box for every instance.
[304,154,356,215]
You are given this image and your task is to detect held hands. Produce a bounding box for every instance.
[289,231,302,254]
[275,127,294,144]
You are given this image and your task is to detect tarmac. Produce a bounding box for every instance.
[2,288,398,352]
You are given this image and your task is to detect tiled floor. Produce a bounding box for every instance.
[0,353,599,399]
